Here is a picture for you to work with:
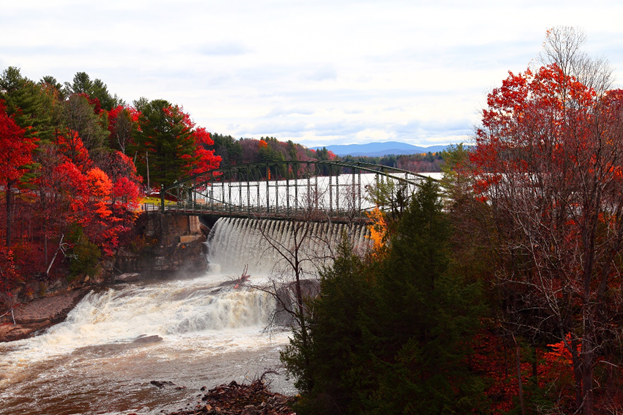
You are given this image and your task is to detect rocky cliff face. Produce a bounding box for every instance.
[114,212,209,280]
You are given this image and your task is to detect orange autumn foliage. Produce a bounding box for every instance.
[87,168,113,219]
[365,206,388,257]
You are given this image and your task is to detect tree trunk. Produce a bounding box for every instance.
[581,327,595,415]
[514,336,526,415]
[6,181,12,247]
[572,338,584,410]
[532,347,538,386]
[581,365,594,415]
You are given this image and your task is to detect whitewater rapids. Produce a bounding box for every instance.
[0,217,369,414]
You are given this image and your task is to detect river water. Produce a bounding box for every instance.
[0,217,369,415]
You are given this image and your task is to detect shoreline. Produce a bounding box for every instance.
[0,289,90,343]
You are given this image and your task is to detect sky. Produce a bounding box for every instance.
[1,0,623,148]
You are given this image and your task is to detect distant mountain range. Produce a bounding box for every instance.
[313,141,450,157]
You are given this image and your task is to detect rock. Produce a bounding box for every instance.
[166,379,296,415]
[151,380,176,389]
[0,326,33,342]
[133,335,163,344]
[275,279,320,326]
[0,290,88,343]
[179,235,204,244]
[114,273,141,283]
[114,212,209,279]
[14,291,85,325]
[199,223,210,237]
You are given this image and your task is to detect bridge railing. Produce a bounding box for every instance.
[158,161,436,221]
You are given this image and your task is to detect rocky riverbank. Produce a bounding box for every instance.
[0,289,88,342]
[164,379,297,415]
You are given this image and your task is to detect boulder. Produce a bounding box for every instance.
[114,273,141,284]
[133,334,163,344]
[0,290,87,342]
[274,279,320,326]
[0,325,35,342]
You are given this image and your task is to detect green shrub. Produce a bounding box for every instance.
[66,224,101,281]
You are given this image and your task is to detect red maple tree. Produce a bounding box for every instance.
[469,61,623,414]
[0,100,37,247]
[189,127,221,176]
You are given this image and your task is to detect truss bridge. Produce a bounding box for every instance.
[151,161,436,223]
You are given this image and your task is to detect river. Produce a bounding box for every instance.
[0,217,370,414]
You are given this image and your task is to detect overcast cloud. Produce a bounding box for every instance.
[1,0,622,147]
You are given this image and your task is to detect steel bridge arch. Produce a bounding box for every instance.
[158,160,435,222]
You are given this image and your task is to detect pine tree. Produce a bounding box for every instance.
[283,179,487,414]
[281,235,375,414]
[369,181,486,414]
[64,72,123,111]
[62,94,110,158]
[132,99,197,189]
[0,67,55,142]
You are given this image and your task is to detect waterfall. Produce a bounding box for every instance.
[0,217,370,414]
[206,217,370,277]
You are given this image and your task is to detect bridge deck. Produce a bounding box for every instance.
[142,202,371,223]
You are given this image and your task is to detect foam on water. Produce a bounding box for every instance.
[0,217,369,413]
[0,275,286,388]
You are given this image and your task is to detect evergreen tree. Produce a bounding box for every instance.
[258,138,287,178]
[62,94,110,158]
[0,67,55,142]
[284,179,487,414]
[39,76,67,101]
[368,180,486,414]
[209,133,243,168]
[131,99,197,189]
[132,97,149,113]
[64,72,123,111]
[281,236,375,413]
